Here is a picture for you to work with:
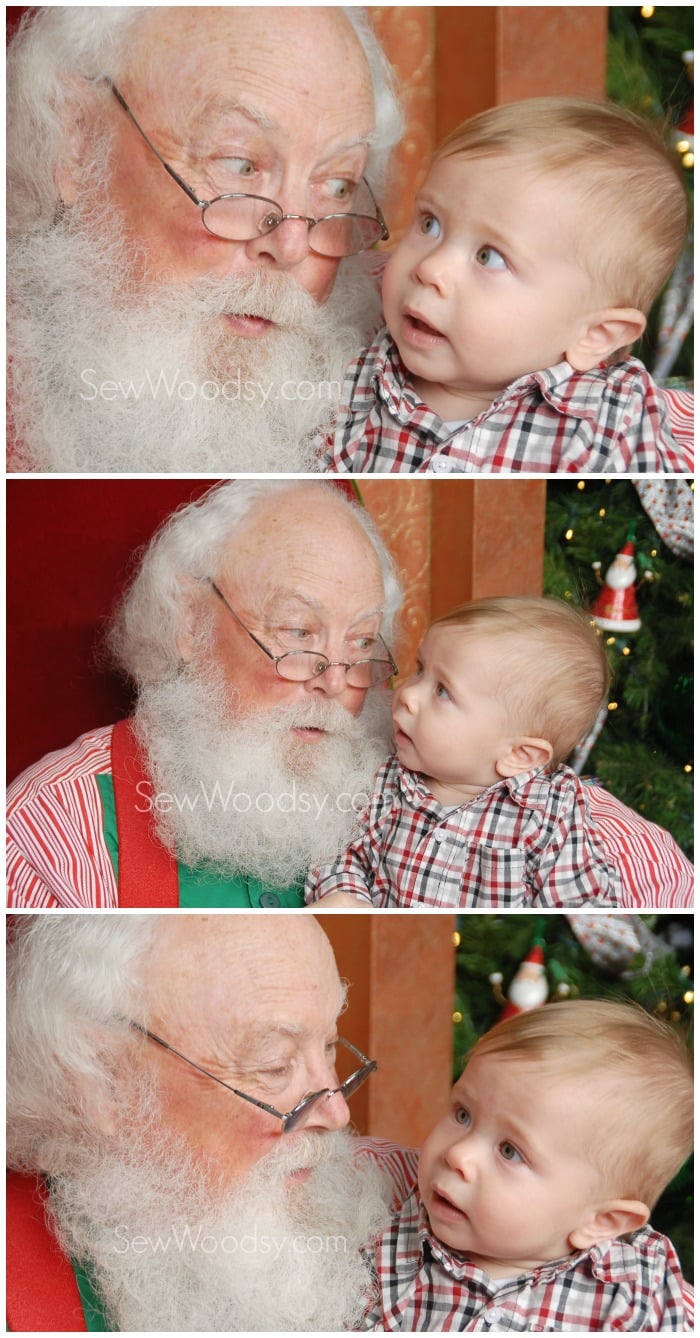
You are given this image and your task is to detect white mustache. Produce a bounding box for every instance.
[243,696,359,738]
[144,270,322,332]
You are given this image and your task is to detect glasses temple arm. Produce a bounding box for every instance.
[129,1022,286,1120]
[106,80,205,207]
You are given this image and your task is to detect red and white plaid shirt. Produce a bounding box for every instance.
[308,757,624,908]
[357,1144,694,1332]
[319,330,692,474]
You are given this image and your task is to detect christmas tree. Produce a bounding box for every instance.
[453,913,694,1278]
[544,479,693,857]
[607,5,694,379]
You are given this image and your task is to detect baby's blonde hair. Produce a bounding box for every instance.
[433,596,608,766]
[467,999,693,1209]
[436,97,689,317]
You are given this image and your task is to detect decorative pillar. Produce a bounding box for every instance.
[359,479,547,679]
[321,914,457,1144]
[369,7,609,230]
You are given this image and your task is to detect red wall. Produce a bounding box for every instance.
[7,480,215,781]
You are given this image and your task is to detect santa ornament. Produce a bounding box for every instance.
[490,943,549,1020]
[590,536,652,632]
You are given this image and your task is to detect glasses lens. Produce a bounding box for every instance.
[283,1095,319,1134]
[276,652,329,682]
[340,1062,375,1099]
[310,214,384,258]
[345,659,395,688]
[276,654,394,685]
[202,195,283,241]
[283,1065,375,1133]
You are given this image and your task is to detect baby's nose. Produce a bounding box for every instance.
[397,679,418,710]
[445,1137,477,1180]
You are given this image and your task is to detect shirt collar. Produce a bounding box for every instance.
[370,331,623,428]
[418,1198,647,1290]
[394,756,556,814]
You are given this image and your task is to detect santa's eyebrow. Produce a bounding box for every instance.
[193,96,372,155]
[263,592,385,625]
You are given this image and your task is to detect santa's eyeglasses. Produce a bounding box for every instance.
[131,1023,377,1133]
[203,578,398,688]
[106,80,390,258]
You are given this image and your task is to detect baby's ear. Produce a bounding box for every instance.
[495,737,553,779]
[566,308,647,372]
[568,1198,649,1251]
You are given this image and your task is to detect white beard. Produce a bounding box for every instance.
[134,667,392,885]
[8,204,380,473]
[47,1123,392,1332]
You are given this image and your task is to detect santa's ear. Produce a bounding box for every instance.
[568,1198,649,1251]
[54,77,105,205]
[566,309,646,372]
[175,576,209,664]
[495,737,554,779]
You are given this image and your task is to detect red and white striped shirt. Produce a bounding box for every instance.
[7,726,693,908]
[7,725,118,908]
[357,1142,694,1332]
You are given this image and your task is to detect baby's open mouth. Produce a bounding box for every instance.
[407,313,442,337]
[433,1186,468,1219]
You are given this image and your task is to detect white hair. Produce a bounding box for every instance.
[107,479,403,688]
[6,914,159,1174]
[7,5,403,236]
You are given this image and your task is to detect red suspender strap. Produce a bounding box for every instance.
[110,717,179,908]
[6,1172,87,1332]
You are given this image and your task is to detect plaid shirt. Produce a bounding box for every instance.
[358,1145,694,1332]
[319,329,691,474]
[306,756,622,908]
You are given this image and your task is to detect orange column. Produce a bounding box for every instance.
[369,7,609,230]
[430,480,546,618]
[368,6,435,238]
[321,914,457,1145]
[358,479,546,678]
[435,6,609,141]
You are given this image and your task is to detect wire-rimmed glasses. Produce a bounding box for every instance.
[107,80,389,257]
[204,578,398,688]
[131,1023,377,1133]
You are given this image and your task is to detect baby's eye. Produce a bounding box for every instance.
[454,1105,471,1126]
[476,245,507,271]
[419,212,441,239]
[499,1141,523,1163]
[435,682,452,702]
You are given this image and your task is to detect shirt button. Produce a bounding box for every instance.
[433,829,448,843]
[259,892,281,908]
[429,456,454,473]
[487,1308,505,1325]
